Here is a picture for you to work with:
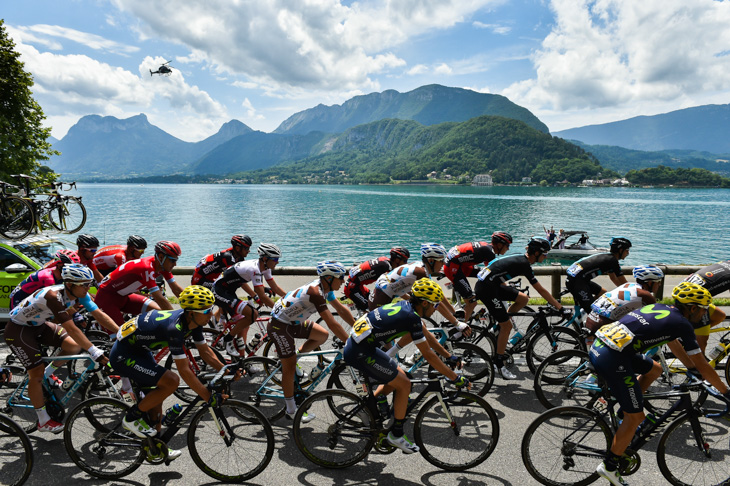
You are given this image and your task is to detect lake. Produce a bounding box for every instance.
[68,183,729,267]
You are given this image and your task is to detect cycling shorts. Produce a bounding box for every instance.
[368,287,394,311]
[343,339,398,383]
[109,338,167,387]
[211,284,247,317]
[343,282,370,312]
[474,281,519,323]
[267,318,314,359]
[4,321,68,370]
[566,277,603,314]
[588,340,654,414]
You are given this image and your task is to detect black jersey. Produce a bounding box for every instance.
[683,261,730,296]
[191,248,240,285]
[117,309,205,359]
[566,253,623,280]
[347,257,392,285]
[348,300,425,348]
[476,254,538,285]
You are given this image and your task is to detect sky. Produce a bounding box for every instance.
[4,0,730,142]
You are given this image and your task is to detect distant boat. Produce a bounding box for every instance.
[546,231,608,260]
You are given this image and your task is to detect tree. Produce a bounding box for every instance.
[0,19,58,182]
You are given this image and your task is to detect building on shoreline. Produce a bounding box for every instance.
[472,174,493,186]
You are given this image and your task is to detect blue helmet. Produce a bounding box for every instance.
[420,243,447,260]
[316,261,347,278]
[633,265,664,282]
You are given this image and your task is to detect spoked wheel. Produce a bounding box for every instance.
[0,196,34,240]
[228,356,285,422]
[533,349,598,409]
[0,366,37,434]
[63,397,145,479]
[49,196,86,233]
[526,327,585,374]
[187,400,275,482]
[0,413,34,486]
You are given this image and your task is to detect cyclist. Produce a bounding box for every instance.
[5,264,118,433]
[94,241,183,326]
[343,278,470,454]
[442,232,513,322]
[589,282,730,486]
[473,236,568,380]
[109,285,227,460]
[191,234,252,290]
[682,260,730,352]
[75,234,104,283]
[268,261,355,420]
[343,247,410,312]
[585,265,665,335]
[9,249,80,309]
[565,237,631,315]
[211,243,286,357]
[92,235,148,277]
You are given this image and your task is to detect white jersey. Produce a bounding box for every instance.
[590,282,642,320]
[10,284,97,327]
[271,279,334,325]
[374,262,426,298]
[229,259,272,287]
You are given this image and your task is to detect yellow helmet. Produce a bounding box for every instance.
[410,278,444,304]
[179,285,215,310]
[671,282,711,308]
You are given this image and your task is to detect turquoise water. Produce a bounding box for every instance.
[70,183,729,267]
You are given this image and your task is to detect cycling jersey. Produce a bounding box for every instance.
[566,253,623,280]
[476,254,539,285]
[9,268,61,309]
[590,282,642,321]
[683,260,730,296]
[9,284,98,327]
[214,259,272,290]
[344,257,391,312]
[374,262,428,298]
[92,245,128,272]
[191,248,241,286]
[97,256,174,296]
[270,279,335,325]
[445,241,496,269]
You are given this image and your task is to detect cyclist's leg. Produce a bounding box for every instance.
[452,266,477,320]
[368,287,392,311]
[267,319,311,416]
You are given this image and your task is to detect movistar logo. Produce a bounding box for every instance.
[125,358,136,367]
[366,357,376,365]
[155,310,173,321]
[640,304,670,320]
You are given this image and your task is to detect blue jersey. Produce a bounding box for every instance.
[347,300,426,348]
[116,309,205,360]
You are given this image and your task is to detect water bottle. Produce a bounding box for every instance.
[248,333,261,351]
[636,413,656,435]
[508,331,524,346]
[708,343,725,361]
[310,363,323,380]
[162,403,183,426]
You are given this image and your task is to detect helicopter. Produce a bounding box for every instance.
[150,61,173,76]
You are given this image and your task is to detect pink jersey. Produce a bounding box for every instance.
[93,245,127,271]
[98,255,174,296]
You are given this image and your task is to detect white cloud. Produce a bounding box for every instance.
[14,24,139,55]
[473,21,511,35]
[504,0,730,115]
[242,97,264,121]
[434,63,453,75]
[407,64,429,75]
[111,0,498,92]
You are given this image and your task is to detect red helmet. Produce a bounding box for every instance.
[491,231,513,246]
[154,241,181,259]
[56,249,81,265]
[390,247,410,261]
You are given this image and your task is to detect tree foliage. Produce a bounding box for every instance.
[624,165,730,187]
[0,20,58,182]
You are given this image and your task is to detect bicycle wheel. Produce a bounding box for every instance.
[423,342,494,396]
[49,196,86,233]
[0,367,37,434]
[293,389,376,468]
[0,413,33,486]
[534,349,598,409]
[228,356,285,422]
[81,372,124,401]
[464,324,497,358]
[414,391,499,471]
[657,412,730,486]
[521,406,611,486]
[526,326,584,374]
[187,399,274,482]
[327,362,363,395]
[63,397,144,479]
[0,196,34,240]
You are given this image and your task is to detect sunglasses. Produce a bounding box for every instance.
[192,307,213,315]
[73,282,92,288]
[268,257,279,263]
[83,248,98,252]
[433,302,440,310]
[165,256,178,262]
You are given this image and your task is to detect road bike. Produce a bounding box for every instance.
[0,181,35,240]
[0,412,33,486]
[11,174,86,234]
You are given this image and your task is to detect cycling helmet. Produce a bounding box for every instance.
[527,236,551,254]
[56,249,80,265]
[610,237,632,253]
[420,243,448,260]
[231,234,252,249]
[316,261,347,278]
[390,247,410,261]
[76,234,99,249]
[672,282,711,307]
[61,263,94,283]
[179,285,215,310]
[127,235,147,250]
[257,243,281,259]
[633,265,664,282]
[491,231,513,246]
[410,278,444,304]
[154,240,182,259]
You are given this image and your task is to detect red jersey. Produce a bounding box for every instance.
[98,256,174,296]
[92,245,127,272]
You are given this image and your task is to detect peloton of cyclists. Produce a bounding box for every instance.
[343,247,410,313]
[474,236,569,380]
[682,259,730,352]
[192,234,252,290]
[5,264,119,433]
[442,232,513,322]
[9,249,80,309]
[92,235,148,277]
[74,234,105,283]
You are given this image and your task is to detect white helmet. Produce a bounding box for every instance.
[316,261,347,278]
[257,243,281,259]
[633,265,664,282]
[62,263,94,283]
[420,243,447,260]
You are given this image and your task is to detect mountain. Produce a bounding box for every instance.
[49,114,251,178]
[274,84,549,135]
[554,104,730,153]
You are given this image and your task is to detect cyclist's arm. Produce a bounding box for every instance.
[329,298,355,326]
[89,308,119,333]
[240,282,255,299]
[195,342,225,372]
[150,289,173,310]
[92,267,104,285]
[709,306,726,327]
[665,340,694,368]
[637,288,657,305]
[689,352,729,394]
[174,356,212,402]
[318,308,350,341]
[609,273,628,286]
[266,278,286,298]
[436,301,459,325]
[255,284,276,308]
[421,323,450,358]
[167,279,184,298]
[532,281,563,309]
[415,340,458,381]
